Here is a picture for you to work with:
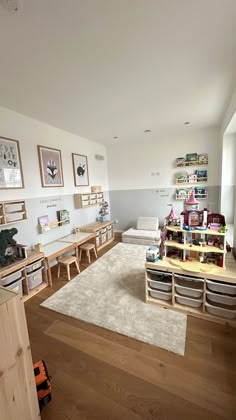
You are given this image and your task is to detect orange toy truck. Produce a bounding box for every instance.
[33,360,52,411]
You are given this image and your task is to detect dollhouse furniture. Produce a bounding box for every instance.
[57,255,80,281]
[122,217,161,245]
[79,242,98,264]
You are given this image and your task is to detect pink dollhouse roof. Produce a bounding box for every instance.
[185,190,199,205]
[166,207,179,220]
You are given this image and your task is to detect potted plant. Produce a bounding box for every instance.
[99,201,109,222]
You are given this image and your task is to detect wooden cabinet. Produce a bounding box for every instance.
[0,287,41,420]
[79,221,114,251]
[0,251,48,302]
[0,200,27,226]
[74,192,104,209]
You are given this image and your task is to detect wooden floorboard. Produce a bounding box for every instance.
[24,241,236,420]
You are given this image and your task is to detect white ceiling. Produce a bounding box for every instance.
[0,0,236,145]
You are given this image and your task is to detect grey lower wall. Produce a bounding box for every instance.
[0,192,110,249]
[110,186,221,231]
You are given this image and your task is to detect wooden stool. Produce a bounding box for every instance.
[57,255,80,281]
[79,243,98,264]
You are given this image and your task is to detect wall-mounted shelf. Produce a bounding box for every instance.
[74,192,104,209]
[176,187,208,200]
[0,200,27,226]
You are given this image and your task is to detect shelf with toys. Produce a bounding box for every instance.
[163,191,227,268]
[144,192,236,326]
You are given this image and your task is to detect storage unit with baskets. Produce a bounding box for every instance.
[0,251,47,302]
[74,192,104,209]
[145,257,236,326]
[79,220,114,251]
[0,200,27,226]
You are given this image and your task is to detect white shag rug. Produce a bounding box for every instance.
[41,243,187,355]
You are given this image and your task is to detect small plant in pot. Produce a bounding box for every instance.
[99,201,109,222]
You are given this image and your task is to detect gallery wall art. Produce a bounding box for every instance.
[38,145,64,187]
[72,153,89,186]
[0,136,24,189]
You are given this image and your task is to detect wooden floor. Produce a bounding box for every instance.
[25,240,236,420]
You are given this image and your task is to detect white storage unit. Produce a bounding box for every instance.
[175,284,203,299]
[4,278,23,297]
[26,258,43,274]
[0,268,23,286]
[175,294,203,308]
[205,302,236,319]
[149,289,172,301]
[27,267,43,290]
[206,279,236,296]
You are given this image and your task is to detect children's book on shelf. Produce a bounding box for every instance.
[175,172,188,183]
[185,153,198,165]
[194,186,208,199]
[198,153,208,165]
[57,209,70,226]
[188,174,198,183]
[195,169,208,181]
[38,215,50,231]
[176,187,191,199]
[176,157,185,167]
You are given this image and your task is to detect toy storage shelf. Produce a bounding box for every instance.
[0,200,27,226]
[79,220,114,251]
[0,251,48,302]
[74,192,104,209]
[145,258,236,327]
[165,226,227,268]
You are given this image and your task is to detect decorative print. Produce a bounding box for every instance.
[72,153,89,186]
[0,137,24,189]
[38,145,64,187]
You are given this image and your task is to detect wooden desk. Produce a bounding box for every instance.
[43,232,95,286]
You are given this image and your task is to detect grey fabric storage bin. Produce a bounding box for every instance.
[27,267,43,290]
[0,269,23,286]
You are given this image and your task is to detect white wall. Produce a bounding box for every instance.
[0,106,109,201]
[0,106,109,247]
[221,134,236,222]
[108,128,221,190]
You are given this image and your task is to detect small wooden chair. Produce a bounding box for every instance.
[57,255,80,281]
[79,243,98,264]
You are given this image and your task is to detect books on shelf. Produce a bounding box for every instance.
[38,215,50,232]
[176,186,208,200]
[57,210,70,226]
[176,153,208,167]
[175,169,208,184]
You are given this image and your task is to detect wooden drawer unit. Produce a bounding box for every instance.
[74,192,104,209]
[79,220,114,251]
[0,200,27,226]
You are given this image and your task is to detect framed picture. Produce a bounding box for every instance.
[0,136,24,189]
[72,153,89,186]
[38,145,64,187]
